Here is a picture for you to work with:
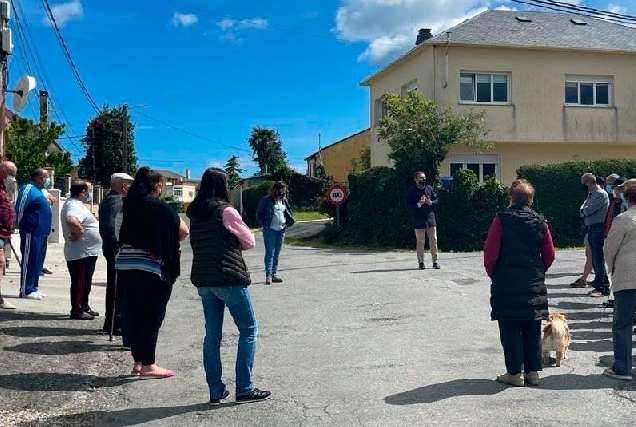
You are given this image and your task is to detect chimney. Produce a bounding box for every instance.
[416,28,432,45]
[185,168,190,179]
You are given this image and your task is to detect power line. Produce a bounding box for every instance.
[132,109,252,154]
[41,0,99,112]
[509,0,636,24]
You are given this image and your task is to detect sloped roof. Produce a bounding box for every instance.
[304,128,370,161]
[362,9,636,86]
[155,169,185,180]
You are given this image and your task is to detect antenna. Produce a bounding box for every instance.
[10,75,36,111]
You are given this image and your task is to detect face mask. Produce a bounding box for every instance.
[85,191,93,203]
[43,177,51,189]
[620,193,626,203]
[605,185,613,194]
[278,190,286,197]
[418,179,426,186]
[6,175,15,183]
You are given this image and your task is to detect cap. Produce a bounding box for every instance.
[111,172,134,182]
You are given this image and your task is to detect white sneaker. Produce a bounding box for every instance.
[23,292,43,300]
[0,300,17,309]
[35,291,46,297]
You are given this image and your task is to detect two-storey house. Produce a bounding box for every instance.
[361,10,636,185]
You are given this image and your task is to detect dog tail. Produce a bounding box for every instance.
[542,323,552,334]
[551,321,568,337]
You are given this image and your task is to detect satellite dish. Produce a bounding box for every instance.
[12,75,36,112]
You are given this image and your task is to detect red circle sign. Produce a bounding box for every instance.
[326,184,347,205]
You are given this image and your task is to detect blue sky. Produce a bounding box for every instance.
[7,0,635,180]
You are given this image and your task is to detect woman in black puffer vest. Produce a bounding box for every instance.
[484,179,555,387]
[187,168,271,405]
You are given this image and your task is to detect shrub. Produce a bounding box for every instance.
[241,181,274,228]
[322,221,341,244]
[266,168,331,209]
[517,158,636,247]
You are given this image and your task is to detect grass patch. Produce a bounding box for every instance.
[293,211,329,221]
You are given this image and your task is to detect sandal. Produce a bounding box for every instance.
[139,367,175,380]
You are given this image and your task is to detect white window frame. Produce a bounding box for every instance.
[173,187,183,198]
[374,96,388,124]
[460,72,510,105]
[401,79,418,97]
[564,75,612,107]
[449,154,500,183]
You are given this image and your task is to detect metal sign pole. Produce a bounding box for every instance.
[336,204,341,228]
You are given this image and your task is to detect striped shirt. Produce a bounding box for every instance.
[115,244,163,279]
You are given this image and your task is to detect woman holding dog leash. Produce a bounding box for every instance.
[602,180,636,381]
[484,179,555,387]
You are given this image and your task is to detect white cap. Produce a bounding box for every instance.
[111,172,134,182]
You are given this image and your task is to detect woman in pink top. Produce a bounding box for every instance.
[187,168,271,405]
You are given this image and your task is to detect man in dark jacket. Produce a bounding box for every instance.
[405,171,439,270]
[99,172,133,335]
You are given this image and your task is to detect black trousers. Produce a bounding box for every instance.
[67,256,98,314]
[498,319,542,374]
[120,270,173,365]
[103,252,124,331]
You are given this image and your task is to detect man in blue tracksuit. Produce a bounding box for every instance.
[15,169,52,300]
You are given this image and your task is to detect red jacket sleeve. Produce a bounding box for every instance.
[483,217,502,278]
[541,223,556,272]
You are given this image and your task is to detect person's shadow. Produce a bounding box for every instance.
[385,374,629,405]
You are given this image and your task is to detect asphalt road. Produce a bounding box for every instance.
[1,223,636,426]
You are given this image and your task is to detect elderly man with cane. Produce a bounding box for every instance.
[99,173,134,343]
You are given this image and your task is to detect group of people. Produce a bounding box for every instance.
[482,174,636,387]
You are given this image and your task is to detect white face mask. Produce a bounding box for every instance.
[6,175,16,183]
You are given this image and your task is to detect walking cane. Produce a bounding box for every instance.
[10,243,21,268]
[109,271,118,342]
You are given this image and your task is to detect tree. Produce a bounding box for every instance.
[224,155,243,188]
[5,117,73,185]
[377,92,490,183]
[247,126,287,175]
[78,105,137,186]
[351,146,371,172]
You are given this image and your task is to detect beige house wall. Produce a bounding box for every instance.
[319,129,370,183]
[367,44,636,182]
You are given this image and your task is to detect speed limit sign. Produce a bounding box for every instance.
[326,184,347,205]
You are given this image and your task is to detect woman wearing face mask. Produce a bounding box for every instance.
[256,181,292,285]
[116,167,189,379]
[61,180,102,319]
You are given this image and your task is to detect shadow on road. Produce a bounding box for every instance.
[3,340,115,356]
[351,268,419,274]
[0,311,69,322]
[0,326,103,338]
[0,373,135,391]
[31,403,220,427]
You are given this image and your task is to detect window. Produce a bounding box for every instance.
[460,72,509,103]
[565,75,611,106]
[374,97,388,123]
[401,80,418,97]
[449,154,500,183]
[173,187,183,198]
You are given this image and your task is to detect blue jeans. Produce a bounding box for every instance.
[198,286,258,399]
[612,289,636,376]
[263,228,285,277]
[587,224,609,294]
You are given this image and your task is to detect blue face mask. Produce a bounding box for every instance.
[42,177,51,189]
[605,185,613,194]
[85,191,93,203]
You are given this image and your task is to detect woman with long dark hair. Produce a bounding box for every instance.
[116,167,189,379]
[187,168,270,405]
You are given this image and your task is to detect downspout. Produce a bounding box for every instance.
[433,45,437,102]
[443,31,451,89]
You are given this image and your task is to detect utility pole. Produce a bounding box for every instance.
[122,104,127,174]
[0,1,11,159]
[39,90,48,124]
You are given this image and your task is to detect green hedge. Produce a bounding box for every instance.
[266,168,331,209]
[241,181,274,228]
[517,158,636,247]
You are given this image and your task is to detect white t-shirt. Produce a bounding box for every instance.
[61,198,103,261]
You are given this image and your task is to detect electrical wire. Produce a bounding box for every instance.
[509,0,636,25]
[41,0,100,112]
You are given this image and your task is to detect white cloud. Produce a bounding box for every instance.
[215,17,268,43]
[335,0,522,64]
[608,4,627,15]
[171,12,199,27]
[43,0,83,27]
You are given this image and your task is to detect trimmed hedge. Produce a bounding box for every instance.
[241,181,274,228]
[517,158,636,247]
[266,168,331,209]
[338,167,507,251]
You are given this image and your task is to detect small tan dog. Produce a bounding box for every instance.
[541,313,571,367]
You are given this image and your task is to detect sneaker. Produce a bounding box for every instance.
[70,311,95,320]
[84,307,99,317]
[589,289,607,298]
[0,300,17,309]
[21,292,42,300]
[34,291,46,297]
[210,389,230,406]
[271,276,283,283]
[42,268,53,275]
[418,262,425,270]
[602,299,614,309]
[235,388,271,404]
[265,276,272,285]
[603,368,632,381]
[524,371,540,386]
[432,262,440,270]
[570,278,588,288]
[496,372,524,387]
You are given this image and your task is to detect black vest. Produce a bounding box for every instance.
[490,204,548,321]
[189,200,251,288]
